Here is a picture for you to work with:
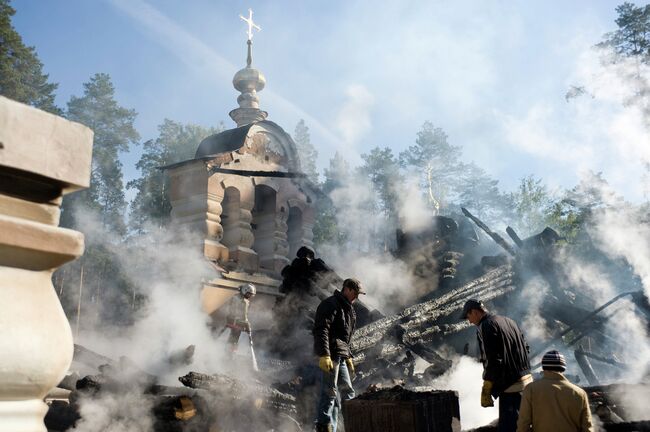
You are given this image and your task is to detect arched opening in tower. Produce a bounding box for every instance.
[252,184,277,269]
[221,187,242,253]
[287,206,303,259]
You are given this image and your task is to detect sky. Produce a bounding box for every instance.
[11,0,650,201]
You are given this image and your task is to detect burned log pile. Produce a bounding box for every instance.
[45,345,301,432]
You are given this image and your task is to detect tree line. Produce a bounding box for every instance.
[2,0,648,329]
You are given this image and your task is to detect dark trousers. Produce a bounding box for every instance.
[499,392,522,432]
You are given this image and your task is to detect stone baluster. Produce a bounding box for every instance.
[0,96,93,432]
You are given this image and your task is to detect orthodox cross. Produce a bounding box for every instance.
[240,8,261,41]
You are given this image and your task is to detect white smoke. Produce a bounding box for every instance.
[72,390,154,432]
[430,356,498,430]
[519,276,551,344]
[65,208,236,431]
[397,177,434,232]
[335,84,375,148]
[73,208,229,382]
[498,45,650,201]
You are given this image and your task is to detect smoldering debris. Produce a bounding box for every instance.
[45,209,650,431]
[46,344,301,432]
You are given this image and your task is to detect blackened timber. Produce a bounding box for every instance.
[350,265,516,356]
[73,343,115,369]
[461,207,517,257]
[575,349,627,369]
[178,371,296,414]
[506,226,523,247]
[574,349,600,386]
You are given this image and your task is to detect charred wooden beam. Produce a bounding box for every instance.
[350,265,516,356]
[461,207,516,257]
[73,343,115,369]
[574,349,600,386]
[179,371,296,414]
[167,345,195,366]
[506,226,523,247]
[575,349,627,369]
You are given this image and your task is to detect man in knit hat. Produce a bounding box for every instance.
[517,350,594,432]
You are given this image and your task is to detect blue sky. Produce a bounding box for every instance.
[12,0,649,201]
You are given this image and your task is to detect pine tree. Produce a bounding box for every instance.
[599,2,650,62]
[597,3,650,124]
[399,122,464,213]
[360,147,403,219]
[0,0,60,113]
[455,162,512,227]
[509,175,553,237]
[313,152,350,247]
[61,73,139,236]
[293,119,319,182]
[128,119,221,232]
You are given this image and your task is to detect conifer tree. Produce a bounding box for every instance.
[313,152,350,247]
[0,0,60,113]
[399,122,464,213]
[61,73,139,236]
[293,119,319,182]
[360,147,403,219]
[599,2,650,62]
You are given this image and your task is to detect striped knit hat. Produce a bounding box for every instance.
[542,350,567,372]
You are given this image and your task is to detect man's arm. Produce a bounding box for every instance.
[480,320,502,382]
[516,385,533,432]
[313,300,335,356]
[580,390,594,432]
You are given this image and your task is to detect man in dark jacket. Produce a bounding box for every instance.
[461,299,532,432]
[313,278,365,432]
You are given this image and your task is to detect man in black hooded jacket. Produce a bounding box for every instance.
[461,299,532,432]
[313,278,365,432]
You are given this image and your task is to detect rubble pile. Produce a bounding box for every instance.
[45,345,302,432]
[44,210,650,431]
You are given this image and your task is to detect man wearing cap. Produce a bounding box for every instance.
[313,278,365,432]
[517,350,593,432]
[461,299,532,432]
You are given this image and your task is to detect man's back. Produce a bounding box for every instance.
[517,371,593,432]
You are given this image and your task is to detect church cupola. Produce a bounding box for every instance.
[229,9,268,127]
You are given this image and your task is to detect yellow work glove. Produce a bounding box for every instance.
[481,380,494,407]
[319,356,334,373]
[345,358,355,377]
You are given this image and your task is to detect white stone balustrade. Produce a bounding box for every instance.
[0,96,93,432]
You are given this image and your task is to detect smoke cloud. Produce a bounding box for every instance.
[430,356,498,430]
[335,84,375,148]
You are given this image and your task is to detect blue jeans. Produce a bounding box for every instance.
[499,392,522,432]
[316,358,355,431]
